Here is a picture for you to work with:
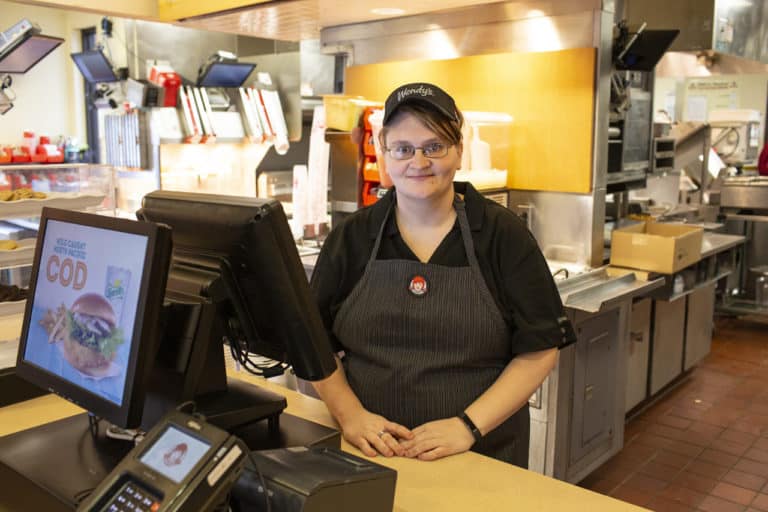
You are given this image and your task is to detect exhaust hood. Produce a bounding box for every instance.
[626,0,768,64]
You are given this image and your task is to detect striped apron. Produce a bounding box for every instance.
[332,198,529,466]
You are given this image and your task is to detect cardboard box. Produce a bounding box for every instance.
[610,221,703,274]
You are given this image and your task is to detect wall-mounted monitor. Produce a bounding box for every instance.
[616,29,680,72]
[197,62,256,88]
[71,50,119,83]
[0,34,63,74]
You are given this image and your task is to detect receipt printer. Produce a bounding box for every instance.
[231,447,397,512]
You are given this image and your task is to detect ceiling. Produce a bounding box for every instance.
[178,0,503,42]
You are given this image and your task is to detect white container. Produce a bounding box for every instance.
[470,124,491,171]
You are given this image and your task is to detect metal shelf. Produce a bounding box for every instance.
[0,193,106,220]
[0,164,94,171]
[0,239,35,269]
[660,270,732,303]
[718,299,768,316]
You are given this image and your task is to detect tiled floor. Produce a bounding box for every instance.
[580,314,768,511]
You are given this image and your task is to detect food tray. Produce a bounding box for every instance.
[0,238,35,268]
[0,193,106,220]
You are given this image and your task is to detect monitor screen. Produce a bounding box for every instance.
[16,207,172,428]
[70,50,119,83]
[137,191,336,395]
[0,34,64,74]
[197,62,255,88]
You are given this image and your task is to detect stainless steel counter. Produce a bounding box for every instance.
[701,232,745,259]
[556,266,664,314]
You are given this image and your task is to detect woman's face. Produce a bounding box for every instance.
[383,112,462,205]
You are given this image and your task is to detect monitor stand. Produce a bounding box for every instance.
[140,375,287,434]
[142,298,288,432]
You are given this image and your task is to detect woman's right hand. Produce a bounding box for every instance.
[339,408,414,457]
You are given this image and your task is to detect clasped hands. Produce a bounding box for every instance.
[340,409,476,461]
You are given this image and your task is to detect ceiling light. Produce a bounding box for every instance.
[371,8,406,16]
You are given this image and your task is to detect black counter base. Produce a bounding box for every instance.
[0,411,340,511]
[0,368,48,407]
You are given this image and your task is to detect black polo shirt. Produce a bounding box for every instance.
[310,182,569,355]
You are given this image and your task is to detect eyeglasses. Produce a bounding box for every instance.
[384,142,452,160]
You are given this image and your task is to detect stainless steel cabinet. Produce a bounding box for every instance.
[650,298,686,395]
[684,283,716,370]
[625,298,651,412]
[570,309,621,465]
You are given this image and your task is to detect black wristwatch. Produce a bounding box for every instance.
[458,412,483,442]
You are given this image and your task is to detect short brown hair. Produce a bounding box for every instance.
[379,103,464,148]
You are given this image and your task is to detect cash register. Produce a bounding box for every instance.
[0,193,396,511]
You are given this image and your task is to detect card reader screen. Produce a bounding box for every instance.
[140,425,211,483]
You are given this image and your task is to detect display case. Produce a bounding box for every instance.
[0,164,115,404]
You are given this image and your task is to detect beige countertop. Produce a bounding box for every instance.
[0,366,648,512]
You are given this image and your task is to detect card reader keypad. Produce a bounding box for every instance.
[103,480,161,512]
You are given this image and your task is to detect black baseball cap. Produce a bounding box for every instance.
[383,82,459,125]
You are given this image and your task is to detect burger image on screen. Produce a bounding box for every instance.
[60,293,124,377]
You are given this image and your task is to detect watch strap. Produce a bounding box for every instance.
[458,412,482,442]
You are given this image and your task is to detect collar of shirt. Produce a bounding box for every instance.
[366,182,485,240]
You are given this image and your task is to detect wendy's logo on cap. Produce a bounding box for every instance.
[397,85,435,102]
[409,275,428,297]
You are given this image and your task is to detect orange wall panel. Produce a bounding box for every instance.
[344,48,596,194]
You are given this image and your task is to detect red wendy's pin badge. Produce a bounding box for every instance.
[409,275,428,296]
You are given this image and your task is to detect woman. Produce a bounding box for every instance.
[310,82,572,467]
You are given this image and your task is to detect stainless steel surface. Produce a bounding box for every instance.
[713,0,768,64]
[321,7,599,65]
[325,130,360,224]
[627,0,768,64]
[700,232,746,259]
[684,283,716,371]
[299,39,336,96]
[724,213,768,223]
[587,10,613,268]
[556,266,665,314]
[626,0,715,53]
[669,123,712,202]
[509,190,604,269]
[657,51,768,77]
[724,216,768,304]
[123,19,302,140]
[625,298,651,412]
[568,309,620,465]
[650,298,686,395]
[721,176,768,210]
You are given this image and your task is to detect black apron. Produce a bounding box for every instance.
[332,198,529,467]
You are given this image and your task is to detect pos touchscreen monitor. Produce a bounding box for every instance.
[137,191,336,428]
[15,207,172,428]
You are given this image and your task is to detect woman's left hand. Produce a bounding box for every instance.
[399,417,475,461]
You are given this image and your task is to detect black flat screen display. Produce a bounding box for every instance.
[0,34,64,74]
[71,50,119,83]
[197,62,255,87]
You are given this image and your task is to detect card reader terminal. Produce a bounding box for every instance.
[78,410,249,512]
